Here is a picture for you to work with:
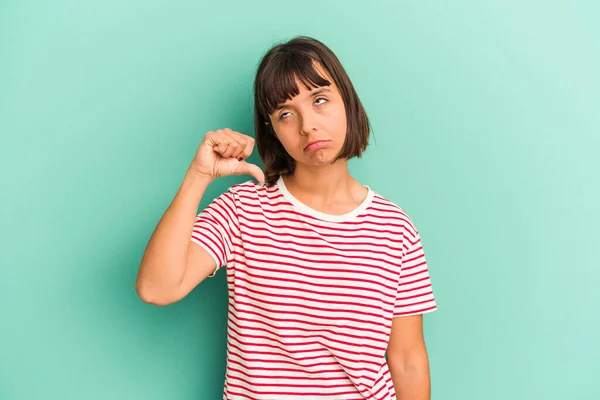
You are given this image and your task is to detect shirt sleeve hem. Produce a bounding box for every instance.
[190,236,222,278]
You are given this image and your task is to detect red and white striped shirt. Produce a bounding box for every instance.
[191,176,437,400]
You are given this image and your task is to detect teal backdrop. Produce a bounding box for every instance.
[1,1,598,399]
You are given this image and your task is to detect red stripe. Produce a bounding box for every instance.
[394,305,437,316]
[398,275,432,287]
[204,202,237,241]
[239,211,408,237]
[229,303,391,335]
[226,372,356,389]
[224,389,256,400]
[238,227,402,252]
[396,282,432,294]
[227,365,351,381]
[239,219,404,243]
[226,381,360,396]
[399,266,429,279]
[227,357,345,374]
[228,314,385,345]
[401,263,427,275]
[190,231,224,264]
[404,249,425,263]
[240,231,401,260]
[230,284,388,314]
[229,311,389,338]
[228,358,372,390]
[234,187,284,199]
[231,251,397,289]
[231,293,389,321]
[397,290,434,301]
[239,237,402,269]
[227,352,372,373]
[229,264,395,299]
[227,319,387,352]
[233,247,399,277]
[226,341,379,375]
[395,297,436,309]
[229,274,395,307]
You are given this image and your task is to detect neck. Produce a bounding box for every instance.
[284,159,354,200]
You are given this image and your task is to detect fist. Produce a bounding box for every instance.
[192,128,265,184]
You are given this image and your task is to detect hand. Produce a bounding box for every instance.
[192,128,265,184]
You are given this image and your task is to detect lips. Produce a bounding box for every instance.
[304,140,330,151]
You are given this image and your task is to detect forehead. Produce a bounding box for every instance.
[273,85,333,113]
[295,61,336,91]
[290,77,334,97]
[278,66,337,106]
[262,58,340,115]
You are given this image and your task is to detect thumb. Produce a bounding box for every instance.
[234,160,265,184]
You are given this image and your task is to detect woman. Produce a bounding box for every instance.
[136,36,437,400]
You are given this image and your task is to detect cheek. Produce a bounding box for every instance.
[332,107,348,137]
[274,130,302,155]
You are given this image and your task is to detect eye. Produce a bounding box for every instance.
[315,97,327,105]
[279,112,291,120]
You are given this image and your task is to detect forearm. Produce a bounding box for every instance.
[136,164,212,302]
[388,351,431,400]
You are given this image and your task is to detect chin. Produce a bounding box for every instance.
[304,149,340,166]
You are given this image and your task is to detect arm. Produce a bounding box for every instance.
[135,164,217,306]
[386,314,432,400]
[135,128,263,306]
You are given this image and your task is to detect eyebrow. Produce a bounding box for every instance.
[274,87,332,112]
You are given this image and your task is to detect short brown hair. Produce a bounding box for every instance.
[253,36,371,186]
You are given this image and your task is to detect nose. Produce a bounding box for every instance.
[300,110,318,135]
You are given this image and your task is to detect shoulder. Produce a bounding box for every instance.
[227,179,261,195]
[367,190,419,239]
[224,179,280,203]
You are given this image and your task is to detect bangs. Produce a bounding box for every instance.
[256,53,331,118]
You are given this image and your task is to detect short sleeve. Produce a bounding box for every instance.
[190,189,239,277]
[394,230,438,317]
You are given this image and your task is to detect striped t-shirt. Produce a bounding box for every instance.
[190,176,437,400]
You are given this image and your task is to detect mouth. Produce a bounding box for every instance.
[304,140,330,151]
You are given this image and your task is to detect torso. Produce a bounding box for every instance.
[191,178,437,399]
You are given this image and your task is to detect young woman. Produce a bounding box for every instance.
[136,36,438,400]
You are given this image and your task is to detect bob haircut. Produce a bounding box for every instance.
[253,36,371,187]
